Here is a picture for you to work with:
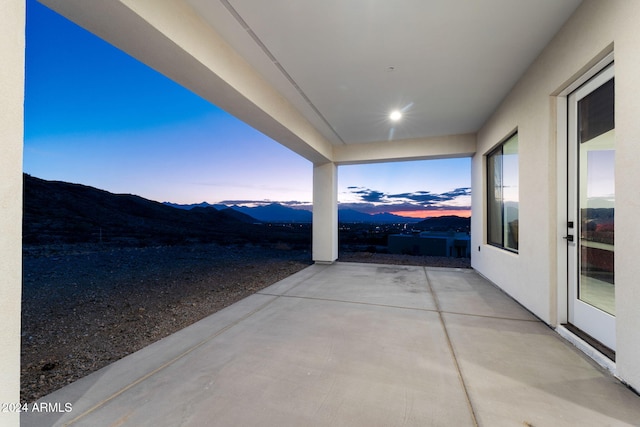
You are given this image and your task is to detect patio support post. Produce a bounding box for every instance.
[0,0,25,426]
[312,162,338,263]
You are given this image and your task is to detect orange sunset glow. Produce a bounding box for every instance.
[390,210,471,219]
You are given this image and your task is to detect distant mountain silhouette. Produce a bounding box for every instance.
[23,175,308,247]
[230,203,313,223]
[230,204,424,223]
[163,201,215,210]
[168,202,315,223]
[165,202,436,224]
[164,202,240,212]
[337,209,376,223]
[217,207,259,224]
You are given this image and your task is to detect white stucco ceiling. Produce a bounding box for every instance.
[188,0,582,145]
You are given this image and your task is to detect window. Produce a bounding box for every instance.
[487,133,519,251]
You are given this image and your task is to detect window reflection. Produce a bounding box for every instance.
[577,78,615,315]
[487,133,518,252]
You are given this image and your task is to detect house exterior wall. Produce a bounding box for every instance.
[471,0,640,391]
[0,1,25,425]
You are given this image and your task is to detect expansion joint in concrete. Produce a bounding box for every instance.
[423,268,480,427]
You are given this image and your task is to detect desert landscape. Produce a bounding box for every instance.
[21,175,469,402]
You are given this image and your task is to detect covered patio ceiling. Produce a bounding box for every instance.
[190,0,582,145]
[39,0,582,163]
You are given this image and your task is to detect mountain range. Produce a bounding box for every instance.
[23,175,309,247]
[165,202,424,224]
[23,174,469,247]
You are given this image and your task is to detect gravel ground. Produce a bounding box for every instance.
[21,243,312,403]
[21,244,470,403]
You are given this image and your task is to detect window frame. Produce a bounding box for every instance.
[486,131,519,253]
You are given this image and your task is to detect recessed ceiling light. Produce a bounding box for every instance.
[390,110,402,121]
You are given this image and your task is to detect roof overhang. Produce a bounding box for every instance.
[38,0,583,164]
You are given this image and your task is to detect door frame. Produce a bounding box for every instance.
[567,63,615,350]
[555,51,615,348]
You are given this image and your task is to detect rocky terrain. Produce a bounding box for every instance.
[21,243,312,403]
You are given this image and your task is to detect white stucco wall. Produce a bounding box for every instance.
[0,1,25,426]
[471,0,640,391]
[611,0,640,393]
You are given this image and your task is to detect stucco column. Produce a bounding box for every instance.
[312,162,338,263]
[0,1,25,426]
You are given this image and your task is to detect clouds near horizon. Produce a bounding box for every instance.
[342,186,471,215]
[217,185,472,218]
[218,200,312,209]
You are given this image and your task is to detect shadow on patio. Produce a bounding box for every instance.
[22,262,640,426]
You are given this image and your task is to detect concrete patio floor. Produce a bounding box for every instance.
[23,262,640,427]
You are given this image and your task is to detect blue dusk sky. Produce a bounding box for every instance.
[23,0,471,218]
